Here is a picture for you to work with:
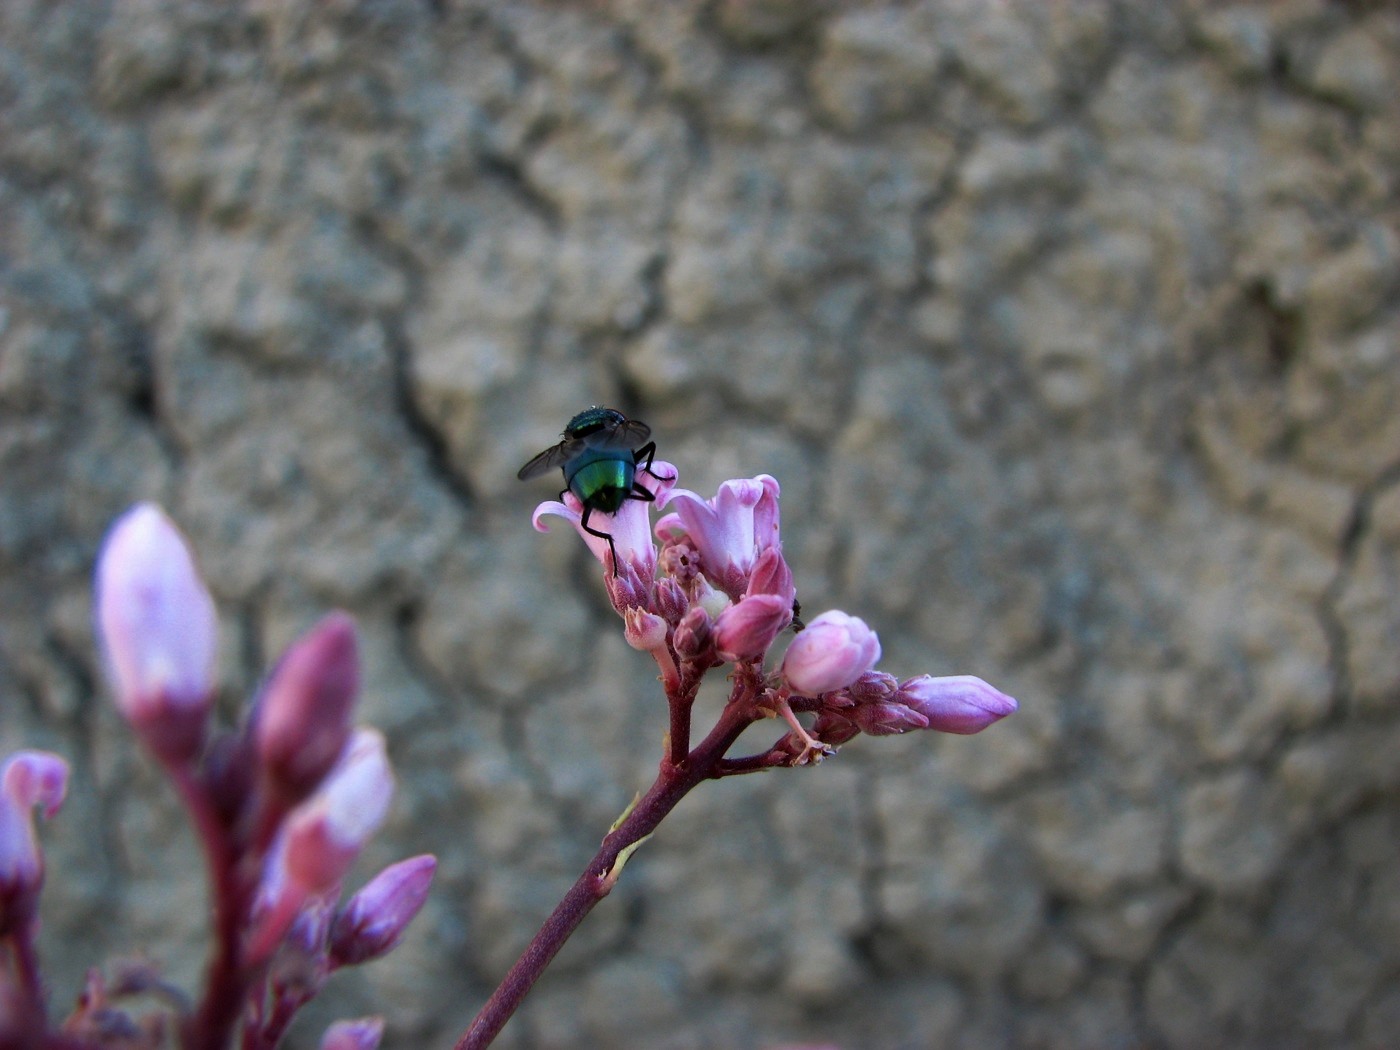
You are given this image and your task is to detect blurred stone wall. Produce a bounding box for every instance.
[2,1,1398,1047]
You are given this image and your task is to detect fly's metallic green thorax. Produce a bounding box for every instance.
[564,406,628,441]
[517,407,671,575]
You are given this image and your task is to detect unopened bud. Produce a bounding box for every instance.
[672,606,713,660]
[849,701,929,736]
[745,547,794,605]
[246,730,396,963]
[94,503,218,762]
[810,711,861,748]
[330,854,437,967]
[780,610,880,696]
[693,576,731,621]
[624,608,669,652]
[283,729,395,898]
[604,568,646,613]
[845,670,898,705]
[256,613,359,806]
[896,675,1018,734]
[654,577,688,624]
[713,594,791,663]
[320,1017,384,1050]
[0,751,69,936]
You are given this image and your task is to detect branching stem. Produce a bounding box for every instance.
[455,680,758,1050]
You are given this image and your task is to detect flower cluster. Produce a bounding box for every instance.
[533,468,1016,767]
[0,503,435,1050]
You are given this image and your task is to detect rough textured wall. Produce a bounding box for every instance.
[2,1,1399,1047]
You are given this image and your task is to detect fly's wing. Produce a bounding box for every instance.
[516,439,582,480]
[588,419,652,451]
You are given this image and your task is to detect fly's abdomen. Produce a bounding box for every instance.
[565,450,635,513]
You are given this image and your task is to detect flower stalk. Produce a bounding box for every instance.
[468,454,1021,1046]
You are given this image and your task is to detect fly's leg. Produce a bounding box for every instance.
[578,504,621,578]
[632,442,675,483]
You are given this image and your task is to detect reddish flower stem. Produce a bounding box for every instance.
[666,663,701,768]
[7,929,49,1042]
[455,685,757,1050]
[166,763,254,1050]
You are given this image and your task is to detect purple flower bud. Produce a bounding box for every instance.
[780,610,881,696]
[623,608,668,652]
[896,675,1018,734]
[0,751,69,936]
[672,605,713,661]
[94,503,218,762]
[282,893,337,961]
[330,854,437,967]
[320,1017,384,1050]
[713,593,792,663]
[255,613,359,807]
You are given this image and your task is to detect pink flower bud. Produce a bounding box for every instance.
[283,729,395,898]
[320,1017,384,1050]
[246,730,396,962]
[654,577,688,623]
[713,593,792,663]
[95,503,217,762]
[0,751,69,936]
[256,613,359,806]
[604,566,647,613]
[780,610,881,696]
[896,675,1018,734]
[672,605,713,661]
[745,546,795,605]
[623,608,668,652]
[845,670,898,705]
[330,854,437,967]
[810,711,861,748]
[850,701,929,736]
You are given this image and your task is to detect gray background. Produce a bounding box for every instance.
[2,1,1399,1047]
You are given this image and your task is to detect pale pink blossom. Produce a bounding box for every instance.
[658,475,782,599]
[531,461,677,582]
